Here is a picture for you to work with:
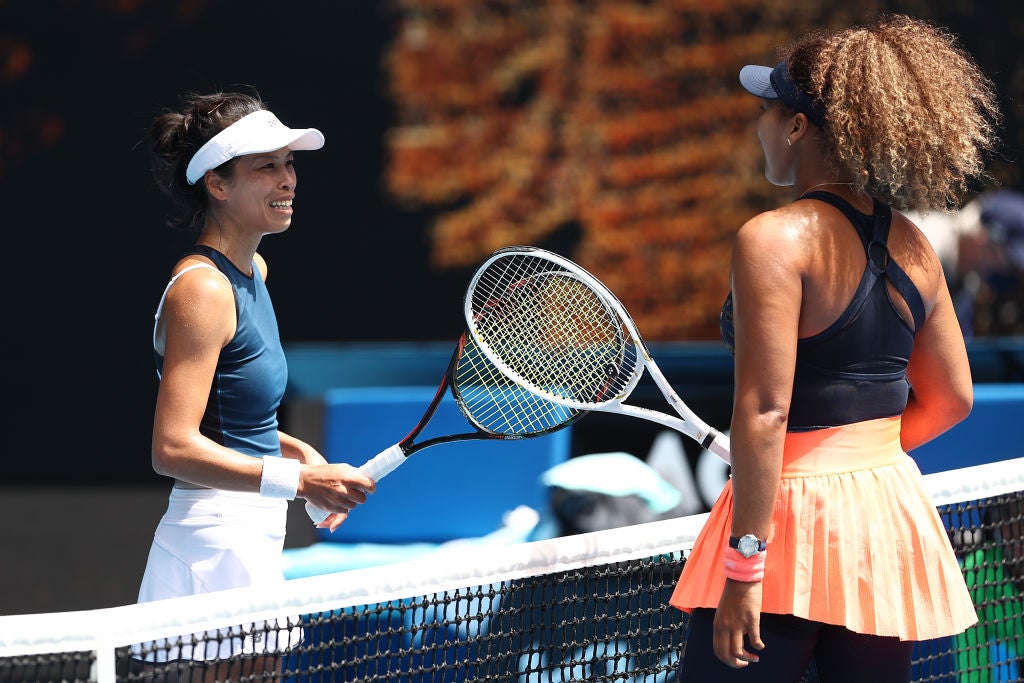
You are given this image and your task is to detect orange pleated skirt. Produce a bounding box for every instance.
[669,417,977,641]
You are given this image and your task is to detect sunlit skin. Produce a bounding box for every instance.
[712,101,973,669]
[151,145,375,535]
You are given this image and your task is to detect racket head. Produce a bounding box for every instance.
[464,246,646,410]
[449,331,585,437]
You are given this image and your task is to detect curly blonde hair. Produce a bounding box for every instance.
[785,14,1000,211]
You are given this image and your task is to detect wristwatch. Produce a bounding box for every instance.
[729,534,767,558]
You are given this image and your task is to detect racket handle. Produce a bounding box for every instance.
[358,443,407,481]
[707,431,732,464]
[304,444,408,525]
[306,501,330,525]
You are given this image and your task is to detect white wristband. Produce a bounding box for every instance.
[259,456,300,499]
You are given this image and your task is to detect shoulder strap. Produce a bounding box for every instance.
[799,192,927,333]
[866,202,927,331]
[188,244,219,261]
[188,244,258,278]
[799,191,872,246]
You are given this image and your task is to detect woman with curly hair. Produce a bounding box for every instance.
[670,14,1001,681]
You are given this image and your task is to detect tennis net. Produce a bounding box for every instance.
[1,457,1022,683]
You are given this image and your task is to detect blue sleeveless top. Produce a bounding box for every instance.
[155,245,287,456]
[720,192,926,431]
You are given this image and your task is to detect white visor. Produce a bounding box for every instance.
[185,110,325,185]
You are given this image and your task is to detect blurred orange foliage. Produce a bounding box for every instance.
[382,0,824,340]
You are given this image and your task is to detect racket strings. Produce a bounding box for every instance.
[454,334,579,436]
[469,256,639,405]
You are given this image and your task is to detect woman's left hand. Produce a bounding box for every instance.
[314,511,350,532]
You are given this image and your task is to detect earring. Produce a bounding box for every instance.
[786,138,792,147]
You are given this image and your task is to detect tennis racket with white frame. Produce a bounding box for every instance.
[305,330,585,524]
[464,245,731,464]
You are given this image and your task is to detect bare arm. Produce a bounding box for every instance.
[151,267,262,489]
[151,267,373,529]
[728,216,799,544]
[902,278,973,452]
[713,211,803,668]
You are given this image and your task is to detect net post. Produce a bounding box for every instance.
[93,641,116,683]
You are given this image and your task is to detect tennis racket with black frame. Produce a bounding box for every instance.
[305,329,584,524]
[464,245,732,464]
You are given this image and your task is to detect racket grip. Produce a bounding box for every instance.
[708,431,732,464]
[358,443,407,482]
[305,501,330,525]
[305,444,407,525]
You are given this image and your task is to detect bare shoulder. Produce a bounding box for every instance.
[734,204,819,264]
[164,257,235,328]
[890,209,943,262]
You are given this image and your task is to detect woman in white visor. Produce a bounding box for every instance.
[134,91,375,678]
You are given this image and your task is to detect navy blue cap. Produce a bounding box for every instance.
[740,61,826,128]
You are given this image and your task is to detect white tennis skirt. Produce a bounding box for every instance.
[134,487,303,661]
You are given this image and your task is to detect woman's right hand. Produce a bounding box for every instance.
[298,462,376,532]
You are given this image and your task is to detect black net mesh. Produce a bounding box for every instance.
[2,474,1022,683]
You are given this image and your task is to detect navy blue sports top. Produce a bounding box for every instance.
[720,191,926,431]
[154,245,287,456]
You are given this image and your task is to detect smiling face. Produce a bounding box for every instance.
[216,147,299,236]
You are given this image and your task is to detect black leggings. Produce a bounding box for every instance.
[676,608,914,683]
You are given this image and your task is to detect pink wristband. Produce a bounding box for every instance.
[723,546,766,582]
